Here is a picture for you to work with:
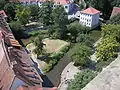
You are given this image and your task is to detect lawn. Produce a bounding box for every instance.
[43,38,69,53]
[90,30,101,42]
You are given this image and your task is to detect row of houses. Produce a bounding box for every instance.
[0,11,57,90]
[10,0,75,13]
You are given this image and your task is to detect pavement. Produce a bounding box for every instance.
[58,62,80,90]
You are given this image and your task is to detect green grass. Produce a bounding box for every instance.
[90,30,101,42]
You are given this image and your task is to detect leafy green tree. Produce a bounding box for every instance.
[107,14,120,24]
[76,34,94,47]
[96,36,119,61]
[39,1,53,26]
[34,36,46,56]
[9,21,24,39]
[67,22,90,42]
[4,3,16,21]
[101,24,120,42]
[29,4,40,20]
[70,43,92,67]
[16,5,31,26]
[0,0,6,10]
[68,69,97,90]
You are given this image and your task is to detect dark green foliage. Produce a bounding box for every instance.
[39,1,53,26]
[95,58,114,72]
[76,34,94,47]
[15,5,31,25]
[107,14,120,24]
[67,22,90,42]
[70,43,92,67]
[0,0,6,10]
[4,3,16,21]
[34,36,46,56]
[29,4,40,20]
[68,69,97,90]
[9,21,24,39]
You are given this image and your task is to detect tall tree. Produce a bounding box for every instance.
[39,1,53,26]
[29,4,40,20]
[51,5,69,39]
[4,3,16,21]
[96,24,120,61]
[0,0,6,10]
[34,36,46,56]
[16,5,31,26]
[70,43,92,67]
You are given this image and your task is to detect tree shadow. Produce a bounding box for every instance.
[42,75,54,87]
[32,59,54,87]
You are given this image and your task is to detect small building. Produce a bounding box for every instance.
[110,7,120,19]
[77,7,100,29]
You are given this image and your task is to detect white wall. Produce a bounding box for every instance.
[79,13,92,27]
[79,13,100,28]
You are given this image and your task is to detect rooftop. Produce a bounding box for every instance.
[80,7,100,15]
[110,7,120,19]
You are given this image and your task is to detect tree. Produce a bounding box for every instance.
[9,21,24,39]
[70,43,92,67]
[96,36,119,61]
[76,34,94,47]
[34,36,46,56]
[101,24,120,42]
[68,69,97,90]
[0,0,6,10]
[4,3,16,21]
[67,22,90,42]
[16,5,31,25]
[39,1,53,26]
[107,14,120,24]
[29,4,40,20]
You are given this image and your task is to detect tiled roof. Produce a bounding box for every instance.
[80,7,100,15]
[9,0,70,5]
[55,0,70,5]
[0,10,7,18]
[0,12,43,90]
[17,85,57,90]
[110,7,120,19]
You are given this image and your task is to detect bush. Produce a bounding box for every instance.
[95,58,115,72]
[68,69,98,90]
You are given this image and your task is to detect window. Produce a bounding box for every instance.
[65,6,68,9]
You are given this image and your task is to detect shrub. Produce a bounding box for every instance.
[68,69,98,90]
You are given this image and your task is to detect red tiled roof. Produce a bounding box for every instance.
[55,0,70,5]
[0,14,43,90]
[80,7,100,14]
[110,7,120,18]
[17,86,57,90]
[0,10,7,17]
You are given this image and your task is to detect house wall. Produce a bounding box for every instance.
[79,13,92,27]
[79,13,100,28]
[91,13,100,27]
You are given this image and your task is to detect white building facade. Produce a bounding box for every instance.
[77,7,100,29]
